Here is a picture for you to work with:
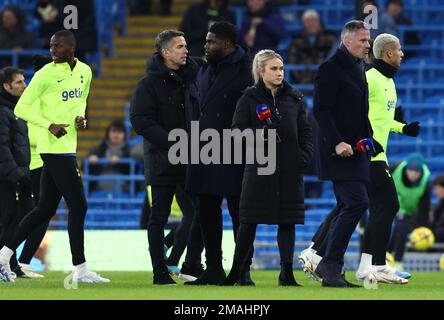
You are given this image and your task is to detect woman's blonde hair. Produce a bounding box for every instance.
[252,49,283,83]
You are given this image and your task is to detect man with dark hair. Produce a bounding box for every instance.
[0,31,109,283]
[312,20,372,287]
[185,21,254,285]
[131,29,201,285]
[0,66,34,280]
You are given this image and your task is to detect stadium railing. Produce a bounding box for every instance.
[82,158,144,197]
[0,49,49,75]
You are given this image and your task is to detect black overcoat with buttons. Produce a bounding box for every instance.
[185,46,253,196]
[232,80,313,224]
[130,53,200,185]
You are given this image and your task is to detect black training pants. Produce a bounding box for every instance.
[6,155,87,266]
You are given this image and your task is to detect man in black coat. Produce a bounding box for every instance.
[0,67,34,279]
[313,20,373,287]
[130,30,200,285]
[185,22,254,285]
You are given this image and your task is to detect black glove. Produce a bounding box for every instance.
[394,106,405,123]
[17,175,33,196]
[402,121,420,137]
[372,139,384,156]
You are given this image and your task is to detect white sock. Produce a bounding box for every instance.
[357,253,372,273]
[312,253,322,265]
[0,247,14,264]
[74,262,88,275]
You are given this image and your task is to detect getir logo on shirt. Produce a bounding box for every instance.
[62,88,83,101]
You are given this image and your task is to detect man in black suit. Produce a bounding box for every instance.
[313,20,372,287]
[185,22,254,285]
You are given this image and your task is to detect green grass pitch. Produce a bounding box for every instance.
[1,271,443,300]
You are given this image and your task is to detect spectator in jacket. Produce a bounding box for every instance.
[180,0,236,58]
[222,49,313,286]
[287,9,336,84]
[240,0,287,56]
[87,120,130,192]
[388,153,431,271]
[34,0,63,49]
[0,6,35,52]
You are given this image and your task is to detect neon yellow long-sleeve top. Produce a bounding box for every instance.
[366,67,405,164]
[15,59,92,154]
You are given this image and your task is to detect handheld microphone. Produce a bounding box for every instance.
[332,138,375,156]
[256,104,281,143]
[355,138,375,154]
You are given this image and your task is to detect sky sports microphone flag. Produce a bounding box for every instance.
[256,104,281,143]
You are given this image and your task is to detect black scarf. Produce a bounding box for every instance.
[373,59,398,78]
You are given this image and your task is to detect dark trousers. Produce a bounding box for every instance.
[18,167,51,265]
[362,161,399,265]
[148,184,196,274]
[0,181,33,270]
[312,206,340,252]
[183,210,204,267]
[234,223,295,265]
[6,155,87,266]
[321,181,368,264]
[198,194,253,269]
[166,185,198,266]
[388,214,414,262]
[314,162,399,266]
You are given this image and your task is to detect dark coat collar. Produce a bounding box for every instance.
[0,88,18,110]
[147,53,199,82]
[333,45,366,90]
[244,79,303,103]
[199,45,250,109]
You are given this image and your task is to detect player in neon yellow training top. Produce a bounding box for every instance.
[0,30,109,283]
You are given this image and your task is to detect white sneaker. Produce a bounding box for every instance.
[20,264,45,278]
[355,269,368,281]
[73,270,110,283]
[0,262,15,282]
[177,273,198,282]
[368,266,408,285]
[298,248,321,281]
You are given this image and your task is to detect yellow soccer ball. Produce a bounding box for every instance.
[410,227,435,251]
[386,252,395,267]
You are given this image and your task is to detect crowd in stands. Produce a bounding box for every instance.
[0,0,97,66]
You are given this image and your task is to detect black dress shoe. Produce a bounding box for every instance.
[153,271,176,285]
[184,267,226,285]
[278,272,301,286]
[341,272,362,288]
[220,271,240,286]
[180,263,205,278]
[238,271,255,286]
[315,260,349,287]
